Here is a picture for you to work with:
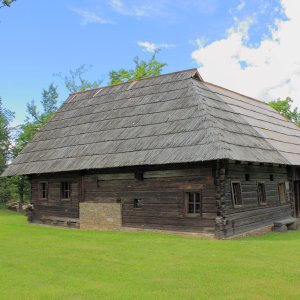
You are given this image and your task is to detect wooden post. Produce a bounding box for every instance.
[214,159,227,239]
[78,171,86,203]
[288,166,296,217]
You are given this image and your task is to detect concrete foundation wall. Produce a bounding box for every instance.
[80,202,121,230]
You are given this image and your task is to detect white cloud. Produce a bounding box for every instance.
[109,0,137,16]
[191,0,300,109]
[109,0,165,17]
[137,41,175,53]
[71,8,114,25]
[237,0,246,11]
[175,0,218,14]
[108,0,217,19]
[191,38,208,48]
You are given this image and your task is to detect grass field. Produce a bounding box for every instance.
[1,210,300,300]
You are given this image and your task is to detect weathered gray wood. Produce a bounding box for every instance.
[28,161,297,238]
[222,163,293,237]
[30,173,80,224]
[29,163,217,233]
[85,163,217,233]
[143,168,209,179]
[98,173,135,181]
[273,218,297,227]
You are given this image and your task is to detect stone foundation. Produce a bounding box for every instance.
[80,202,121,230]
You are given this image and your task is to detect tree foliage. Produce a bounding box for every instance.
[269,97,300,126]
[0,0,16,9]
[26,83,58,121]
[13,84,59,157]
[0,97,14,204]
[0,97,13,170]
[55,65,102,93]
[109,51,167,85]
[41,83,59,115]
[12,84,60,207]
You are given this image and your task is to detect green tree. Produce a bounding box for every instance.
[12,84,60,208]
[14,84,59,156]
[26,83,58,122]
[0,97,13,169]
[109,51,167,85]
[0,97,14,205]
[55,65,102,93]
[41,83,59,115]
[269,97,300,126]
[0,0,16,9]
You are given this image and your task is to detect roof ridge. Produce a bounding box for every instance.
[70,68,200,96]
[190,79,232,156]
[204,81,266,106]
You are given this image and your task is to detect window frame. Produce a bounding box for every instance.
[231,181,243,208]
[257,182,267,206]
[185,191,202,217]
[39,181,48,200]
[61,182,72,200]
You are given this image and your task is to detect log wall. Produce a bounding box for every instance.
[28,160,294,237]
[30,173,80,227]
[223,161,293,237]
[84,164,216,233]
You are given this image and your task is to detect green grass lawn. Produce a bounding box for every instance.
[1,210,300,300]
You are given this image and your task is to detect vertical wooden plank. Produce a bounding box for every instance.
[79,174,85,202]
[214,159,227,239]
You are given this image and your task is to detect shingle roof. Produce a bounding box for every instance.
[3,68,300,176]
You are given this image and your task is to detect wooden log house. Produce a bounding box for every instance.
[3,69,300,238]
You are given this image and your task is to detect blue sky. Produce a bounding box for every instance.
[0,0,294,125]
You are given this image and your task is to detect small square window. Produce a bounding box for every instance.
[61,182,71,199]
[185,192,201,216]
[133,198,142,208]
[245,174,250,181]
[231,181,243,207]
[270,174,274,181]
[39,182,48,199]
[257,182,267,205]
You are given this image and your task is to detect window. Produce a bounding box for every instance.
[61,182,71,199]
[39,182,48,199]
[257,182,267,205]
[134,171,143,181]
[185,192,201,216]
[270,174,274,181]
[133,198,142,208]
[231,181,243,207]
[245,174,250,181]
[278,183,287,204]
